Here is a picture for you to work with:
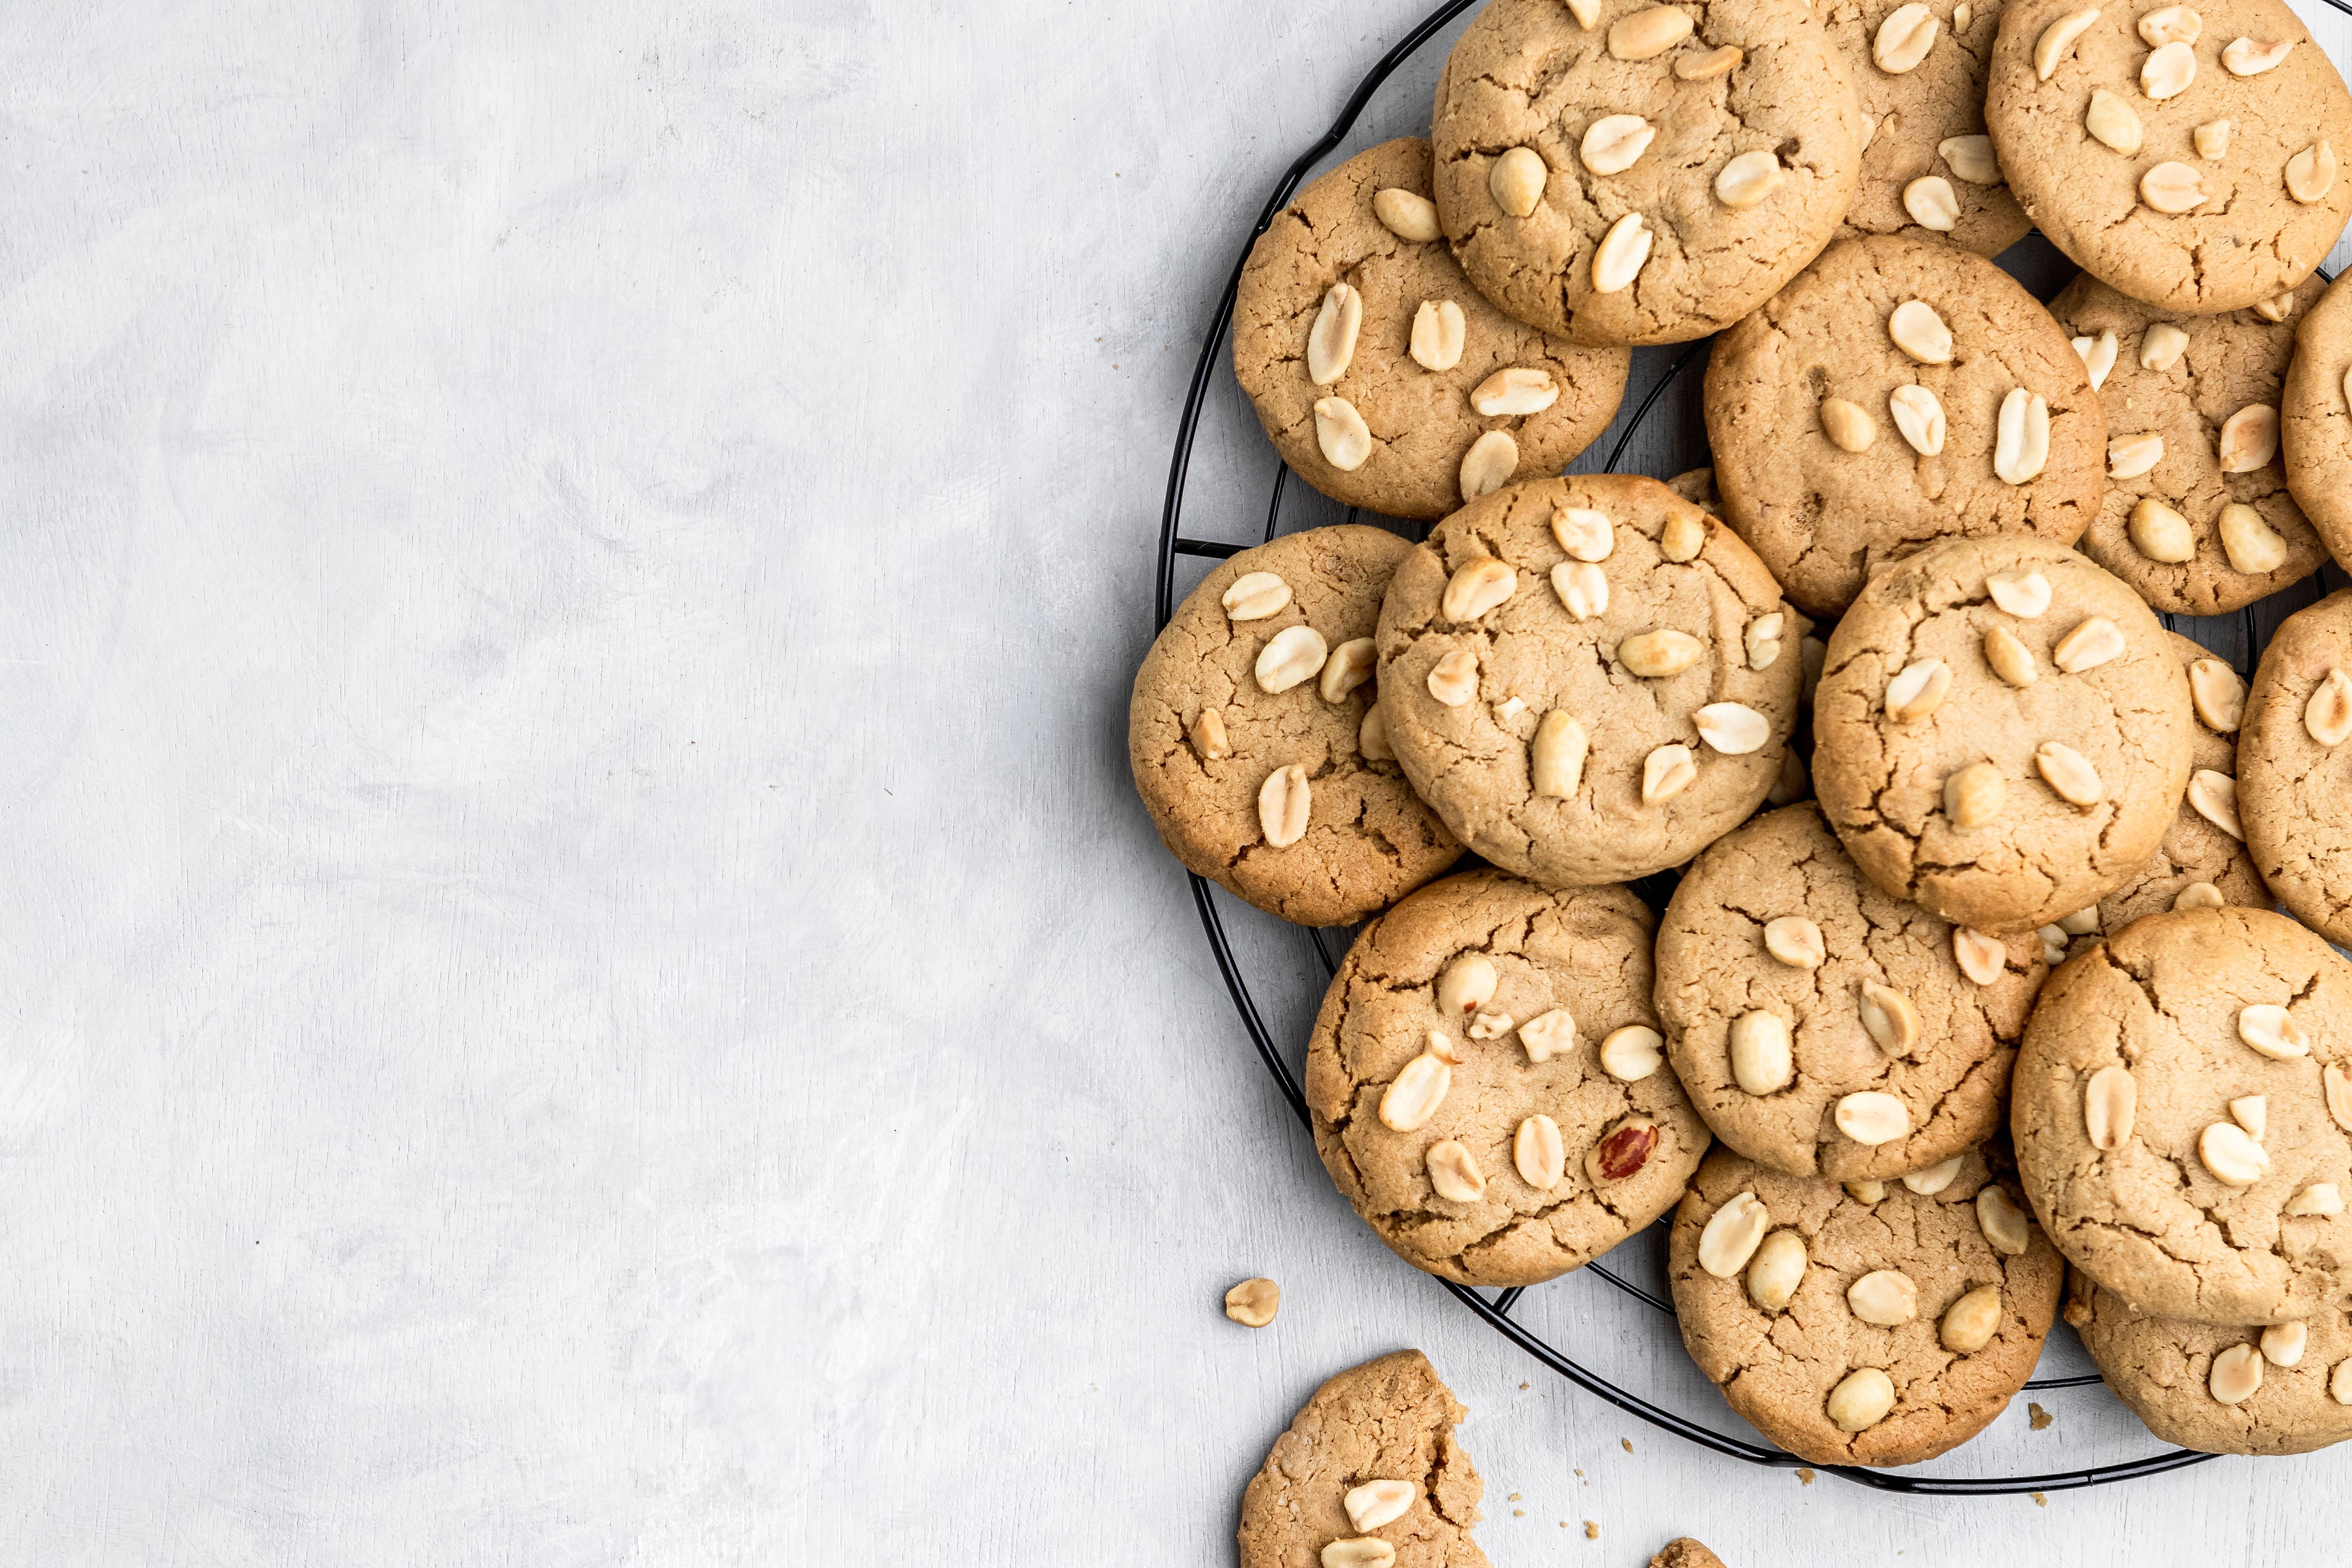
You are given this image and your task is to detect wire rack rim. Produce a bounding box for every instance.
[1142,0,2317,1495]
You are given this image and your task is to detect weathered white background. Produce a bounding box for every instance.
[4,0,2351,1561]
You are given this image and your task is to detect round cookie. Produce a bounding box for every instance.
[1237,1350,1489,1568]
[2050,271,2327,615]
[1375,474,1801,888]
[2069,1277,2352,1456]
[1233,139,1631,521]
[1706,234,2105,618]
[1984,0,2352,314]
[1823,0,2034,257]
[1658,803,2046,1180]
[2012,906,2352,1325]
[2281,269,2352,566]
[2061,632,2268,948]
[1669,1146,2065,1466]
[1650,1544,1728,1568]
[1306,870,1709,1288]
[1813,533,2195,933]
[1430,0,1867,346]
[1130,526,1461,926]
[2240,589,2352,947]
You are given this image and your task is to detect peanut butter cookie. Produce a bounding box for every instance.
[1234,139,1631,521]
[2012,907,2352,1325]
[1307,870,1709,1287]
[1238,1350,1489,1568]
[1669,1146,2065,1466]
[1658,803,2045,1181]
[2069,1274,2352,1456]
[1706,235,2104,618]
[2281,269,2352,567]
[1375,474,1801,889]
[2240,589,2352,947]
[2050,271,2327,615]
[1823,0,2033,257]
[1812,534,2195,933]
[1430,0,1867,345]
[1984,0,2352,313]
[1130,526,1460,927]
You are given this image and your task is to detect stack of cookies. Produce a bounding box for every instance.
[1135,0,2352,1484]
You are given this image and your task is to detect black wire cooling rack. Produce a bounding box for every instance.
[1154,0,2352,1495]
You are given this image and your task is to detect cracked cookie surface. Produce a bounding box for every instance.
[2012,907,2352,1325]
[2240,589,2352,947]
[2068,631,2269,941]
[1813,533,2195,934]
[1658,803,2045,1179]
[1650,1543,1729,1568]
[2051,272,2327,615]
[1823,0,2033,257]
[1234,139,1631,521]
[1376,474,1799,887]
[1669,1146,2064,1466]
[2069,1273,2352,1454]
[1706,234,2104,619]
[1430,0,1865,346]
[1237,1349,1489,1568]
[1130,525,1460,926]
[2281,270,2352,566]
[1984,0,2352,314]
[1307,870,1708,1287]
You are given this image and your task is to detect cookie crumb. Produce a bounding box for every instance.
[1573,1468,1584,1477]
[1797,1467,1816,1484]
[1514,1509,1526,1517]
[2029,1402,2053,1430]
[1509,1493,1522,1501]
[2032,1492,2048,1507]
[1621,1437,1634,1453]
[1584,1521,1600,1539]
[1520,1381,1530,1389]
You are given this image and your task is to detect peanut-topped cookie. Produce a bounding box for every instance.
[2050,271,2327,615]
[1430,0,1866,345]
[2069,1276,2352,1456]
[1233,139,1631,521]
[2281,270,2352,565]
[1707,234,2105,617]
[1984,0,2352,313]
[1658,804,2046,1181]
[1669,1147,2065,1466]
[1307,870,1709,1288]
[1129,526,1461,927]
[1375,475,1801,888]
[1823,0,2034,257]
[1237,1350,1490,1568]
[2013,907,2352,1326]
[2240,589,2352,947]
[1812,534,2195,933]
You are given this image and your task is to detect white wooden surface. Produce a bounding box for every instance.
[4,0,2351,1561]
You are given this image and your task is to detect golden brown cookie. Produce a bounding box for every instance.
[1669,1146,2065,1466]
[1233,139,1631,521]
[1823,0,2034,257]
[2058,632,2268,949]
[2070,1274,2352,1456]
[2240,589,2352,946]
[1130,526,1461,926]
[1984,0,2352,313]
[1237,1350,1489,1568]
[1706,235,2104,618]
[2012,907,2352,1325]
[1650,1541,1731,1568]
[2050,271,2327,615]
[1658,803,2045,1180]
[1375,475,1801,888]
[1812,534,2195,933]
[1307,870,1709,1287]
[2281,269,2352,568]
[1430,0,1867,346]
